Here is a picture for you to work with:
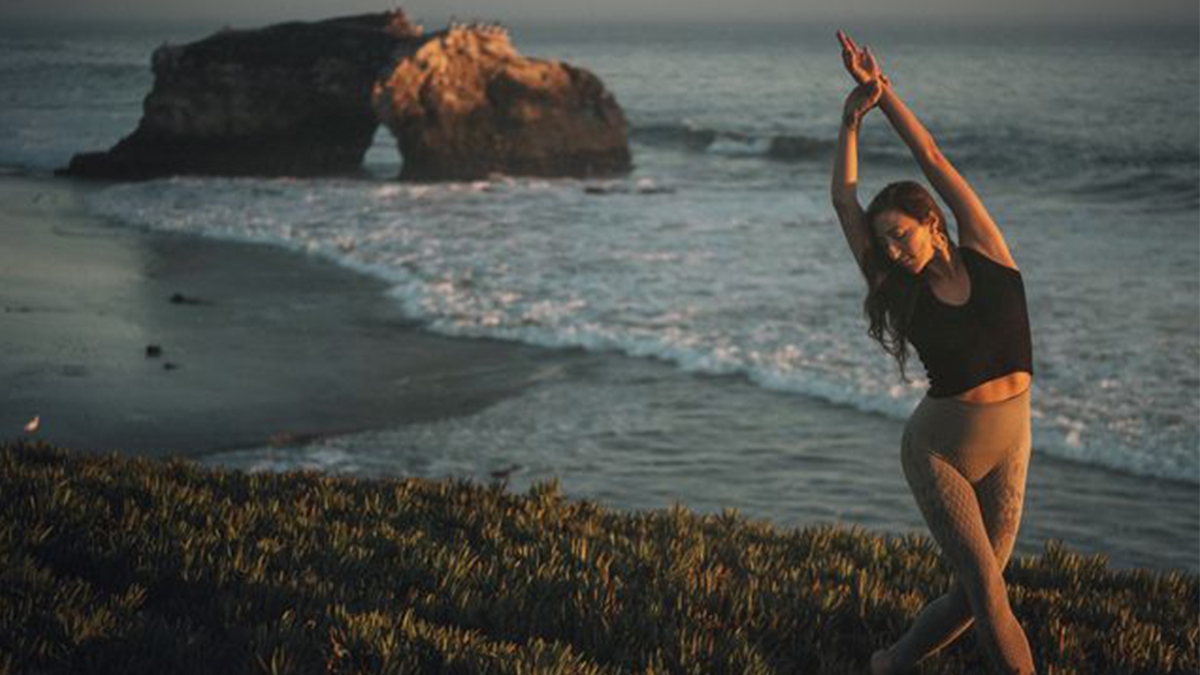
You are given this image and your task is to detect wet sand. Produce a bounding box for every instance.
[0,175,588,457]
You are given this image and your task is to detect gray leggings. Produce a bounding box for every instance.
[889,386,1036,675]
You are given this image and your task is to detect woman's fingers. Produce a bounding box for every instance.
[838,30,861,61]
[842,30,861,54]
[838,32,855,61]
[838,40,860,78]
[838,30,882,86]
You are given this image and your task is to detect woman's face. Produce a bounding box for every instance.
[871,209,938,275]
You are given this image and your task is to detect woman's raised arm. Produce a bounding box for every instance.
[838,31,1018,268]
[831,80,883,279]
[876,87,1017,268]
[831,32,886,281]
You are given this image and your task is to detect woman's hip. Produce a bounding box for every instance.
[902,385,1032,483]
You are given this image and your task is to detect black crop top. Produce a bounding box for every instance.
[907,247,1034,398]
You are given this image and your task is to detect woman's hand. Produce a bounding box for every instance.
[837,30,887,86]
[842,78,883,129]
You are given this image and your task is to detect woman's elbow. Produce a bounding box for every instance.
[917,143,948,169]
[831,185,858,209]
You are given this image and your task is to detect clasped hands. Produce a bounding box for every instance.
[838,29,889,129]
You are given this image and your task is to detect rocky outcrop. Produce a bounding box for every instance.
[58,11,425,179]
[58,11,631,182]
[372,25,631,181]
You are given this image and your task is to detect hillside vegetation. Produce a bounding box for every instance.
[1,441,1195,674]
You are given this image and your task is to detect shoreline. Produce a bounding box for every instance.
[0,173,590,457]
[1,172,1196,573]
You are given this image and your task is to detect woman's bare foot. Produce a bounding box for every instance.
[870,649,894,675]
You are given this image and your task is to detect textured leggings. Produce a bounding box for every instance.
[890,386,1036,675]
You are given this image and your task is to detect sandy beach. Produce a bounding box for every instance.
[0,174,590,457]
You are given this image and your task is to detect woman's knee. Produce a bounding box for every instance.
[958,564,1015,622]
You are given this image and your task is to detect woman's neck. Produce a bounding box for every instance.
[922,244,961,283]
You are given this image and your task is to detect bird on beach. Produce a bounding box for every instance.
[489,464,521,481]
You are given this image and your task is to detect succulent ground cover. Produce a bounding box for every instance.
[1,440,1195,674]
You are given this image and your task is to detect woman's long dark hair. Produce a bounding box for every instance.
[861,180,949,380]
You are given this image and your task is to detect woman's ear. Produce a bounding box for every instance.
[925,215,950,249]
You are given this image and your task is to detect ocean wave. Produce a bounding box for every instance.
[0,38,68,53]
[765,135,837,161]
[377,280,1200,485]
[934,129,1200,197]
[630,122,847,163]
[82,176,1200,487]
[630,122,719,151]
[1066,168,1200,210]
[0,164,50,178]
[624,119,1062,169]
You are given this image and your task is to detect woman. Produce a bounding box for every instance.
[830,31,1037,675]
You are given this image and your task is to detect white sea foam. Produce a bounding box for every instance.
[86,172,1199,485]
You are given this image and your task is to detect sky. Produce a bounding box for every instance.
[1,0,1196,27]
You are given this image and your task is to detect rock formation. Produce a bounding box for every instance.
[59,11,425,179]
[58,11,631,182]
[372,24,631,181]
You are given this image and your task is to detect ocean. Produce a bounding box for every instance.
[1,19,1197,570]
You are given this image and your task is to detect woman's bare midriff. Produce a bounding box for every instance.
[954,371,1031,403]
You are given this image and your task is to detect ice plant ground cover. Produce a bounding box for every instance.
[0,441,1195,675]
